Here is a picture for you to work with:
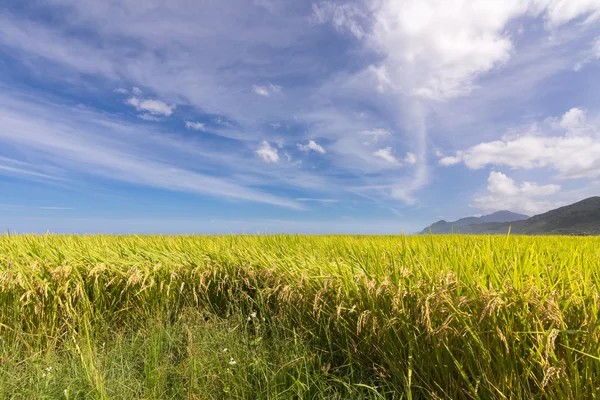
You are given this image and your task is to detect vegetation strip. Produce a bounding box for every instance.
[1,235,599,398]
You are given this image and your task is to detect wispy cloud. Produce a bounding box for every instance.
[373,147,400,165]
[185,121,206,131]
[253,83,282,97]
[0,92,301,209]
[297,140,326,154]
[297,198,338,204]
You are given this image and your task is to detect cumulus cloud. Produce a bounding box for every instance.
[559,107,589,133]
[297,140,326,154]
[255,141,279,163]
[374,147,400,165]
[438,108,600,179]
[361,0,600,100]
[473,171,561,214]
[439,155,462,166]
[114,88,128,94]
[132,87,142,96]
[404,152,417,165]
[126,97,175,116]
[185,121,206,131]
[252,83,282,97]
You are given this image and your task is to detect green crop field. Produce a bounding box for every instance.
[1,235,599,399]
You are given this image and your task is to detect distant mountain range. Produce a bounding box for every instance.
[420,197,600,235]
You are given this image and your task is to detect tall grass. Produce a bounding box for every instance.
[1,235,599,398]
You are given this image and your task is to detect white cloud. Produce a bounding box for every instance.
[559,107,588,133]
[312,2,365,39]
[255,141,279,163]
[253,85,270,97]
[316,0,600,106]
[125,97,140,108]
[439,155,463,166]
[543,0,600,27]
[367,65,392,93]
[297,140,326,154]
[473,171,561,214]
[114,88,128,94]
[439,108,600,179]
[374,147,400,165]
[252,83,282,97]
[404,152,417,164]
[132,87,142,96]
[185,121,206,131]
[138,113,162,122]
[365,0,600,100]
[126,96,175,116]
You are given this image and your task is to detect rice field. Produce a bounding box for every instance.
[1,235,599,399]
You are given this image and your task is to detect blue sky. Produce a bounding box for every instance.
[1,0,600,234]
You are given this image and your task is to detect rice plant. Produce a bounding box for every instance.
[1,235,599,398]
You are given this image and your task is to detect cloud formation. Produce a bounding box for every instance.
[439,108,600,179]
[126,97,175,117]
[253,84,282,97]
[255,141,280,163]
[473,171,561,214]
[297,140,326,154]
[1,0,600,232]
[373,147,400,165]
[185,121,206,131]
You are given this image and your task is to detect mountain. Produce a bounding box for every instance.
[421,197,600,235]
[420,211,529,234]
[484,197,600,235]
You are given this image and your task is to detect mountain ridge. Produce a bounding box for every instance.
[420,210,529,234]
[420,197,600,235]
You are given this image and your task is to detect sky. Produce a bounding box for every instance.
[1,0,600,234]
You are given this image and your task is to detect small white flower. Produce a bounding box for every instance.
[46,366,52,371]
[229,357,237,365]
[42,373,46,378]
[222,348,228,352]
[250,312,257,319]
[64,389,68,396]
[247,317,251,321]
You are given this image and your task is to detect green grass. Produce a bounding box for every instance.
[1,235,599,399]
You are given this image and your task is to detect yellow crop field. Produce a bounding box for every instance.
[1,235,599,399]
